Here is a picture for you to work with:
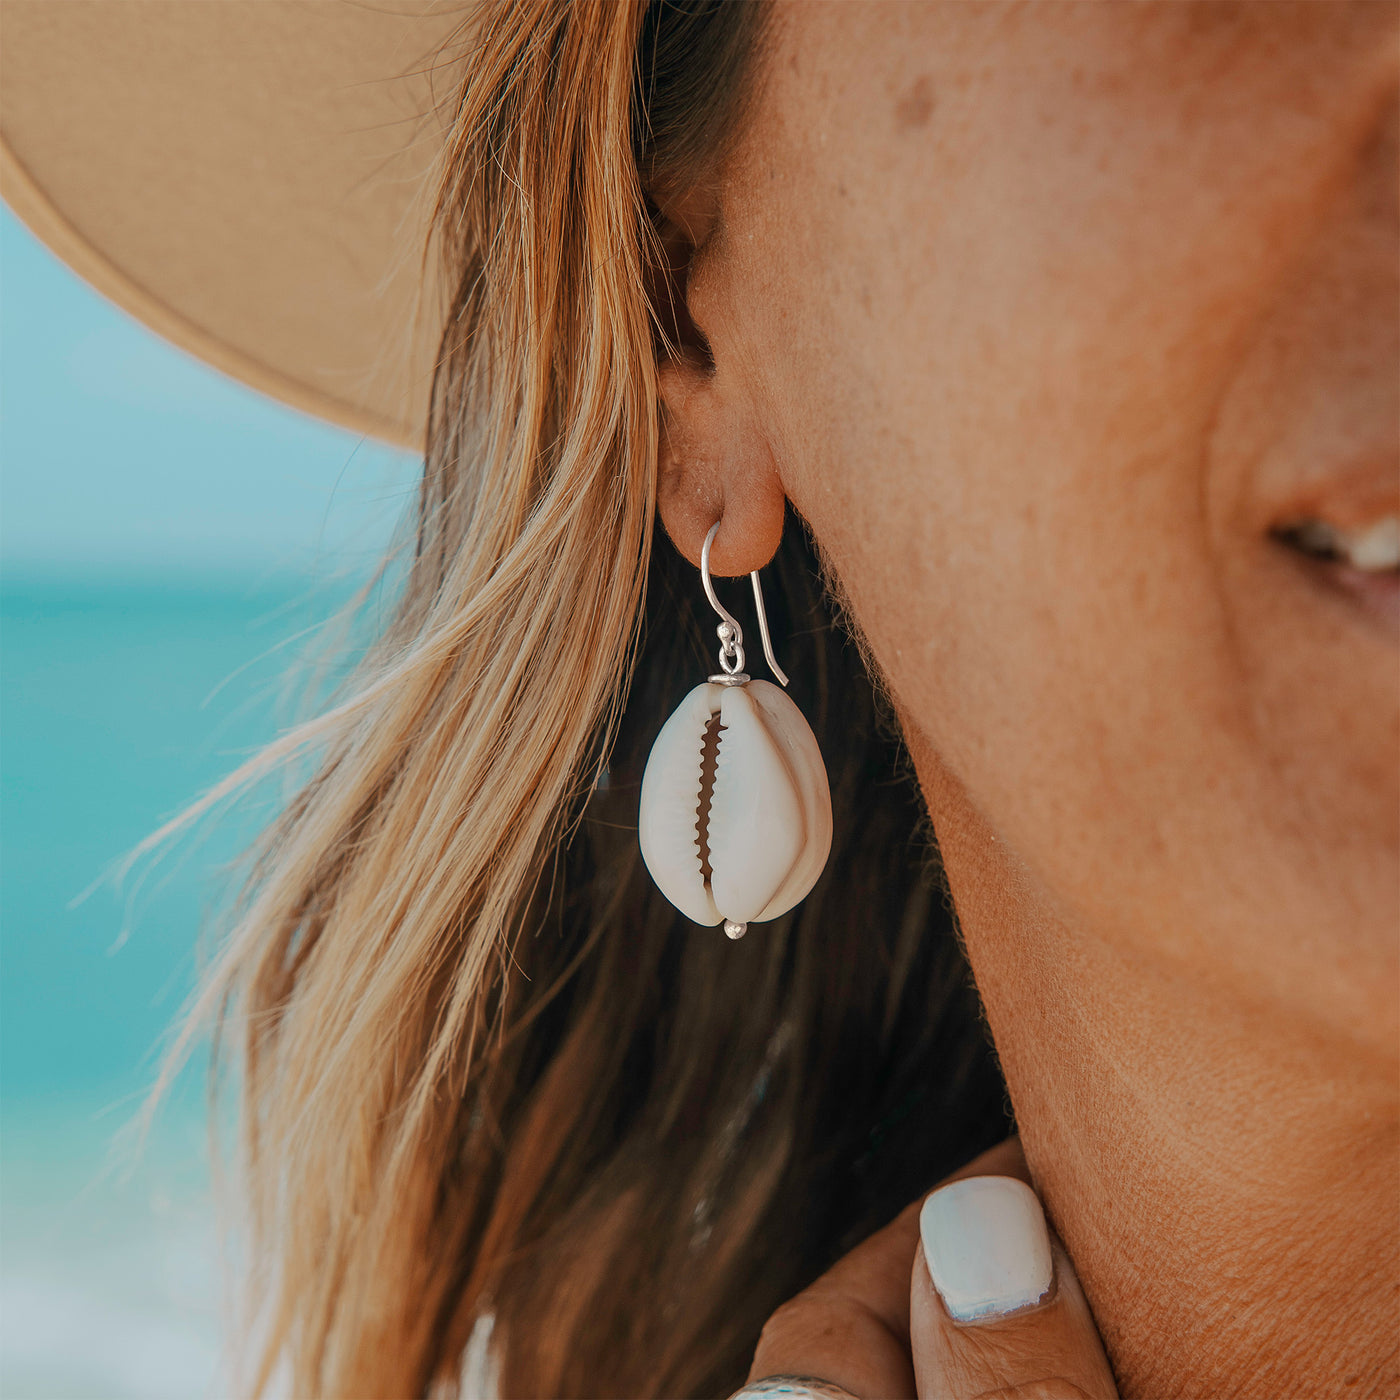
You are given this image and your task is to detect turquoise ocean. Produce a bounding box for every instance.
[2,576,342,1397]
[2,206,419,1395]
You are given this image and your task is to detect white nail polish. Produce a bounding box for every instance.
[919,1175,1054,1322]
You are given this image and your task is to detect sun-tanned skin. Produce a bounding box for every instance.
[655,5,1400,1395]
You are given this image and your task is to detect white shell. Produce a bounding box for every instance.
[639,680,832,928]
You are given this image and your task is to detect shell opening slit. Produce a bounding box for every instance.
[695,713,725,886]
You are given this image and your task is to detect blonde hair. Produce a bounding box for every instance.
[170,2,1006,1394]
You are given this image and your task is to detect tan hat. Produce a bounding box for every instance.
[0,0,472,450]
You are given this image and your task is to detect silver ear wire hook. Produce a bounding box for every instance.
[701,521,790,687]
[749,569,789,688]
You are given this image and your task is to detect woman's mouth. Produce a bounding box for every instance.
[1273,513,1400,635]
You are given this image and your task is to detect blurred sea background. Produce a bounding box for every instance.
[1,204,420,1396]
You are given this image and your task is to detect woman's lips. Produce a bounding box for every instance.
[1273,513,1400,638]
[1324,558,1400,634]
[1280,516,1399,571]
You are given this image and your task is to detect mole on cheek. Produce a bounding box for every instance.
[895,74,936,131]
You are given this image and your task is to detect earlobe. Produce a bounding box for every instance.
[656,355,786,577]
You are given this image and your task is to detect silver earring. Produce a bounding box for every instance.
[639,522,832,939]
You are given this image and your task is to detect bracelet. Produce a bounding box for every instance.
[728,1377,861,1400]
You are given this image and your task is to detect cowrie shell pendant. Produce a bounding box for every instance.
[640,678,832,936]
[638,524,832,938]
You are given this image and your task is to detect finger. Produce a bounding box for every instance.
[743,1139,1031,1398]
[747,1194,923,1398]
[910,1164,1118,1400]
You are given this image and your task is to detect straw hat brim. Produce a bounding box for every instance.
[0,0,471,450]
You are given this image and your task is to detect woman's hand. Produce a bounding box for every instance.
[742,1139,1118,1400]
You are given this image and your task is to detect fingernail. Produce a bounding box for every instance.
[919,1175,1054,1322]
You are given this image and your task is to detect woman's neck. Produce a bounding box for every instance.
[911,737,1400,1399]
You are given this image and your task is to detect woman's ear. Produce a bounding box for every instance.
[656,345,786,578]
[650,209,785,577]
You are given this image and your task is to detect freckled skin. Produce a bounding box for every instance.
[893,75,936,132]
[658,4,1400,1395]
